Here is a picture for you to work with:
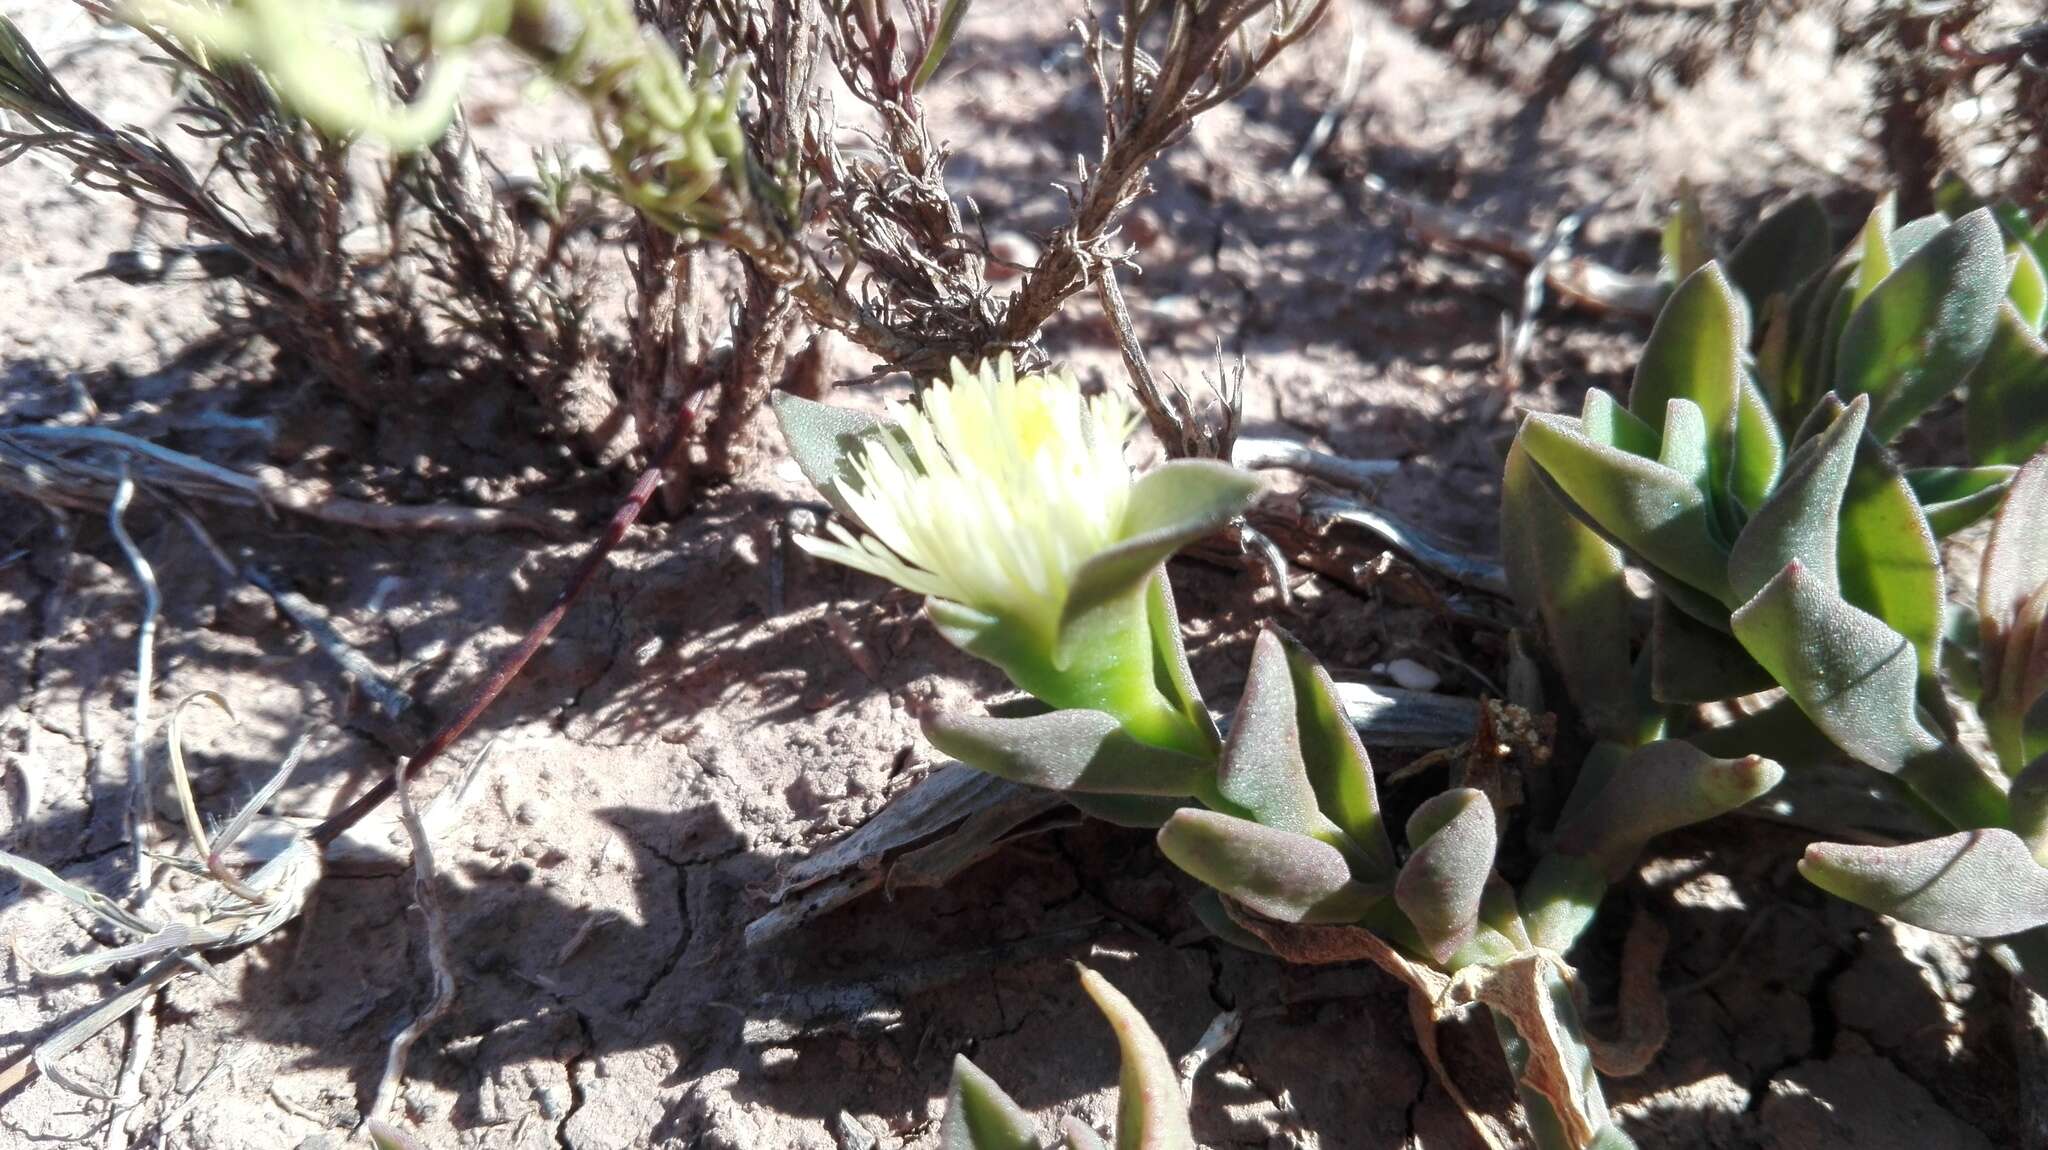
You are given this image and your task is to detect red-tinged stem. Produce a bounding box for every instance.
[311,411,693,848]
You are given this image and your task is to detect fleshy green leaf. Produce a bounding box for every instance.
[1651,594,1775,704]
[1727,394,1868,605]
[1729,559,1940,774]
[1849,195,1897,310]
[1144,571,1220,754]
[1802,264,1862,420]
[1273,628,1397,877]
[1502,435,1641,744]
[2011,753,2048,864]
[770,391,891,520]
[941,1057,1044,1150]
[1659,398,1715,510]
[2009,242,2048,329]
[1980,453,2048,772]
[1964,303,2048,467]
[1157,809,1387,923]
[1661,187,1711,283]
[1906,465,2016,538]
[1517,413,1732,604]
[1059,461,1261,641]
[1935,174,1986,219]
[1064,793,1189,828]
[1729,374,1785,516]
[1834,208,2008,442]
[1837,428,1945,683]
[1630,264,1749,523]
[1778,258,1858,424]
[1216,629,1325,833]
[1076,967,1196,1150]
[1395,789,1496,965]
[1554,741,1783,877]
[1727,194,1834,315]
[922,708,1213,796]
[1890,213,1953,264]
[1581,387,1661,457]
[1801,830,2048,938]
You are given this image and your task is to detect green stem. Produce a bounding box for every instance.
[1488,965,1634,1150]
[1520,854,1610,955]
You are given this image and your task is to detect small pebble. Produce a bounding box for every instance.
[1383,658,1441,691]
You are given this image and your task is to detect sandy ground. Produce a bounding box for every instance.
[0,3,2029,1147]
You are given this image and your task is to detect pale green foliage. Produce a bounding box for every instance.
[1509,186,2048,987]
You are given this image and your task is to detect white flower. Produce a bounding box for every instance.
[799,356,1138,638]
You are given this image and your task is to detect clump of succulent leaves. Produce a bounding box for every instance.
[941,965,1192,1150]
[776,359,1776,1149]
[1508,184,2048,993]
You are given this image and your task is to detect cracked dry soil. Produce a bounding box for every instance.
[0,2,2030,1147]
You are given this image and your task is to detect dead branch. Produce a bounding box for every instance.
[1363,174,1662,318]
[0,425,570,537]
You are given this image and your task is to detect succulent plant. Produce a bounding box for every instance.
[941,966,1192,1150]
[777,359,1774,1149]
[1508,188,2048,990]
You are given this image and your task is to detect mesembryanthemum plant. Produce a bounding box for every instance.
[778,359,1776,1149]
[1508,189,2048,989]
[940,966,1192,1150]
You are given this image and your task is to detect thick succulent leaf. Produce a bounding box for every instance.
[1518,413,1732,604]
[1849,196,1897,310]
[1684,694,1843,764]
[1659,399,1715,510]
[1157,809,1387,923]
[1835,208,2008,442]
[1981,453,2048,698]
[1554,741,1784,876]
[1801,830,2048,938]
[1779,259,1858,423]
[1729,374,1785,515]
[941,1057,1044,1150]
[1906,465,2016,538]
[1661,189,1712,283]
[1964,304,2048,466]
[922,708,1212,796]
[1501,435,1641,744]
[1395,789,1497,965]
[1059,461,1261,641]
[1065,793,1189,828]
[1144,571,1220,753]
[2011,753,2048,864]
[1729,560,1940,773]
[1631,264,1748,428]
[1727,395,1868,605]
[1216,629,1324,833]
[770,392,892,520]
[1076,967,1196,1150]
[1837,430,1945,682]
[1273,628,1397,877]
[1727,194,1834,313]
[1582,387,1661,457]
[1630,264,1748,519]
[1935,174,1987,219]
[2009,242,2048,329]
[1804,265,1862,422]
[1889,213,1954,264]
[1651,594,1775,704]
